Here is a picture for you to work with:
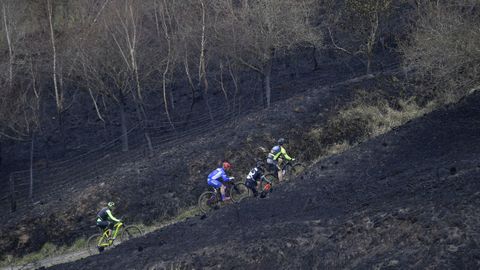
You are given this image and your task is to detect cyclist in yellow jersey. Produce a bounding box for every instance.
[266,138,294,182]
[96,202,121,238]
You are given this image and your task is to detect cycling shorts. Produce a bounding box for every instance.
[207,178,222,188]
[268,163,279,174]
[96,220,113,230]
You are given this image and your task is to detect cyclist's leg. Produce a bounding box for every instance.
[208,178,226,200]
[220,183,230,201]
[267,163,277,176]
[245,179,258,197]
[97,220,109,235]
[275,162,283,182]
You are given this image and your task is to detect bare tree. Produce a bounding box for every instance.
[153,0,177,128]
[401,0,480,102]
[45,0,69,148]
[110,0,155,154]
[0,0,43,201]
[213,0,321,107]
[323,0,395,74]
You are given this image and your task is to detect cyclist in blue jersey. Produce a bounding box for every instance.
[207,161,234,201]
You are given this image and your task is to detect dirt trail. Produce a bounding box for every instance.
[1,250,87,270]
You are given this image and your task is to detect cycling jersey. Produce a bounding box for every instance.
[208,168,230,182]
[246,167,264,182]
[207,168,231,188]
[96,207,120,223]
[267,145,292,164]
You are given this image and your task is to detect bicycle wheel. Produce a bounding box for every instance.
[198,191,218,214]
[291,163,305,175]
[86,233,102,255]
[120,225,143,242]
[230,182,251,203]
[262,175,275,191]
[264,173,278,184]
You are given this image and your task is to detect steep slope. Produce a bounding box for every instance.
[49,92,480,269]
[2,65,400,259]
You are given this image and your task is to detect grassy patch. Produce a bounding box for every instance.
[330,97,436,140]
[141,206,200,234]
[0,207,200,268]
[302,91,439,163]
[0,238,86,268]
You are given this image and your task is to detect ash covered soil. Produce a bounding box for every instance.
[48,92,480,269]
[0,69,381,257]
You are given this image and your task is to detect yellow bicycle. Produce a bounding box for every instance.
[86,222,143,255]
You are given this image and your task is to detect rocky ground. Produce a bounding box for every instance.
[47,91,480,269]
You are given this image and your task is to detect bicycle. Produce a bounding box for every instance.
[198,181,251,214]
[265,160,305,183]
[86,221,143,255]
[252,174,275,198]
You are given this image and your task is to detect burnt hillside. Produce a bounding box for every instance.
[0,63,400,259]
[49,91,480,269]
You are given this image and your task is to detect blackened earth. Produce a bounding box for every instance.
[48,92,480,269]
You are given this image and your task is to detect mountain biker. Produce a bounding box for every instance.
[207,161,234,201]
[245,161,272,198]
[266,138,295,182]
[96,201,121,245]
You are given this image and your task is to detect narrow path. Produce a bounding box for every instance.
[1,250,88,270]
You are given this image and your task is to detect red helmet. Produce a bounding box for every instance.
[222,161,232,170]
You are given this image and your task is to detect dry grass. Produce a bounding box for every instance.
[0,206,200,268]
[0,238,86,268]
[335,97,436,138]
[303,92,439,163]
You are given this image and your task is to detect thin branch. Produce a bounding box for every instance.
[328,26,353,55]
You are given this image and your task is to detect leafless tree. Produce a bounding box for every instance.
[212,0,321,107]
[323,0,395,74]
[401,0,480,102]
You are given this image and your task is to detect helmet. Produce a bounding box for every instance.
[256,160,265,168]
[222,161,232,170]
[107,201,115,209]
[256,160,265,171]
[278,138,286,145]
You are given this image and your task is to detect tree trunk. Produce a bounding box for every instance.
[367,54,372,74]
[264,73,272,107]
[312,46,319,71]
[264,48,275,107]
[201,84,214,121]
[57,111,66,155]
[119,92,129,152]
[10,174,16,212]
[169,86,175,110]
[133,101,153,157]
[29,133,34,202]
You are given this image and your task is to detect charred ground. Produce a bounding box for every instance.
[0,62,396,258]
[48,90,480,269]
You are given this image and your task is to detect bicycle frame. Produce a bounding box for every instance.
[269,160,293,177]
[281,161,293,175]
[207,182,237,203]
[98,222,123,247]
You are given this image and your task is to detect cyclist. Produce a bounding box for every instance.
[207,161,234,201]
[245,161,272,198]
[96,201,121,248]
[266,138,294,182]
